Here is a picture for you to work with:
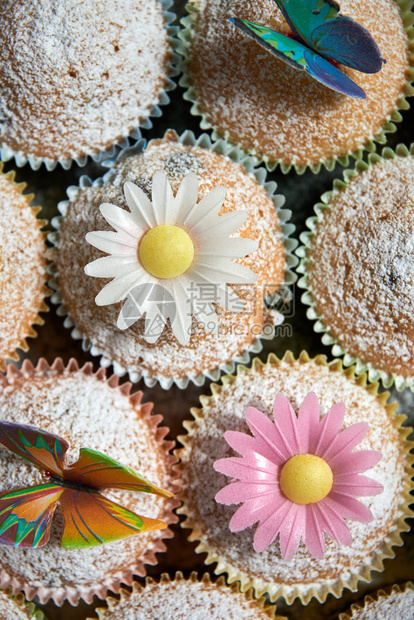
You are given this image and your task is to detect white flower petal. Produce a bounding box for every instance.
[124,182,155,229]
[184,186,227,229]
[200,210,248,241]
[152,170,174,225]
[193,307,219,334]
[95,269,150,305]
[117,292,146,330]
[100,203,143,237]
[170,280,193,346]
[143,307,168,344]
[169,172,199,224]
[192,261,257,284]
[198,237,258,258]
[85,231,137,255]
[85,255,139,278]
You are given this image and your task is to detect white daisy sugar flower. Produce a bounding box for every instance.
[84,170,258,346]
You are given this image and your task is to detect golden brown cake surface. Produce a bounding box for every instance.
[0,0,171,161]
[0,171,47,370]
[306,155,414,379]
[92,573,279,619]
[187,0,409,166]
[177,356,409,601]
[0,361,177,605]
[56,132,287,383]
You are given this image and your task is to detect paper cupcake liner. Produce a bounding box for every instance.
[0,164,49,372]
[339,581,414,619]
[47,129,298,390]
[0,0,180,172]
[177,0,414,175]
[90,572,285,619]
[296,142,414,391]
[174,350,414,605]
[0,357,180,606]
[0,588,46,620]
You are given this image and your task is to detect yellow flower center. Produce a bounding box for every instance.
[280,454,333,505]
[139,225,194,279]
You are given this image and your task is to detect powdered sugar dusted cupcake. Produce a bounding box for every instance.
[339,582,414,619]
[0,0,178,170]
[89,572,285,619]
[0,165,48,371]
[179,0,414,172]
[0,358,178,606]
[50,130,296,388]
[297,143,414,390]
[176,351,413,604]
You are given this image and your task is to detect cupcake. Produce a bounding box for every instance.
[297,143,414,390]
[89,572,284,619]
[0,358,179,605]
[0,0,178,170]
[179,0,414,172]
[339,582,414,619]
[50,129,297,388]
[0,165,48,371]
[0,589,45,619]
[175,351,413,604]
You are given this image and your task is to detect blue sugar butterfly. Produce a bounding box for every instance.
[230,0,386,99]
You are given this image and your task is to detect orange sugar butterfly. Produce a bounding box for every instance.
[0,421,173,549]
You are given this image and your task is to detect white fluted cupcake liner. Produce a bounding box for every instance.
[296,143,414,391]
[177,0,414,174]
[47,129,298,389]
[0,0,180,172]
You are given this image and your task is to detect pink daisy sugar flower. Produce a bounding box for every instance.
[213,392,383,562]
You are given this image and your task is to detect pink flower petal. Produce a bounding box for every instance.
[330,449,382,474]
[322,422,368,462]
[304,504,326,559]
[253,500,292,552]
[279,503,306,561]
[223,430,265,458]
[333,473,383,497]
[272,394,302,456]
[229,494,282,532]
[215,481,279,505]
[297,392,321,453]
[313,403,345,458]
[214,454,278,482]
[315,500,353,546]
[245,407,291,463]
[327,492,374,522]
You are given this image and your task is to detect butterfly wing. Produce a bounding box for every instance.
[0,422,68,478]
[273,0,385,73]
[59,488,167,549]
[302,47,366,98]
[231,19,365,98]
[63,448,173,498]
[0,484,63,547]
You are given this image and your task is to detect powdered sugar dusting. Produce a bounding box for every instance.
[186,0,409,166]
[307,155,414,378]
[0,0,171,160]
[56,134,287,381]
[0,368,175,601]
[99,576,273,619]
[179,359,407,596]
[0,175,47,368]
